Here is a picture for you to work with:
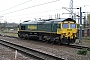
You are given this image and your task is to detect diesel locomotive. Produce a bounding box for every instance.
[18,18,78,44]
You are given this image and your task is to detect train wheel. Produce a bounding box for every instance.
[50,37,56,44]
[56,37,61,45]
[25,34,29,39]
[19,34,24,39]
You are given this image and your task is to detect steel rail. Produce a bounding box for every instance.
[61,44,90,51]
[0,39,64,60]
[69,44,90,51]
[0,34,90,51]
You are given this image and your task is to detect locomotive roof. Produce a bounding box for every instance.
[21,20,38,24]
[21,18,76,24]
[62,18,76,23]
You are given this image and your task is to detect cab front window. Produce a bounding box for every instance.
[62,23,68,28]
[70,24,76,28]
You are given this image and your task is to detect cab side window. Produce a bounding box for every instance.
[57,24,61,29]
[21,26,25,30]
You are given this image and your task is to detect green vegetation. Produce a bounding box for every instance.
[81,39,90,47]
[6,26,18,29]
[87,14,90,24]
[77,48,88,55]
[75,37,90,47]
[77,24,85,28]
[77,24,79,28]
[0,29,18,37]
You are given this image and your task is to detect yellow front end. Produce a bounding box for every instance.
[58,29,77,39]
[57,21,77,44]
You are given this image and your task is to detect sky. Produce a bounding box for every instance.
[0,0,90,23]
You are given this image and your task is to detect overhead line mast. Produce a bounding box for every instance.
[69,0,73,18]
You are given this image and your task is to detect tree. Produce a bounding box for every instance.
[87,14,90,24]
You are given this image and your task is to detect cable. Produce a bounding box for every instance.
[2,0,60,15]
[6,14,57,20]
[0,0,32,12]
[6,8,62,17]
[75,5,90,8]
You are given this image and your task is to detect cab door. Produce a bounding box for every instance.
[57,22,62,34]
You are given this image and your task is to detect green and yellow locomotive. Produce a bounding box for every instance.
[18,18,78,44]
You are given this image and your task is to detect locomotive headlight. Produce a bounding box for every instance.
[62,31,65,33]
[62,32,66,36]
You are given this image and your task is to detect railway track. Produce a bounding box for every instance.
[0,39,64,60]
[63,44,90,51]
[1,34,90,51]
[0,34,90,50]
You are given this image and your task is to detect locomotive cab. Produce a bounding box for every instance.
[57,18,77,44]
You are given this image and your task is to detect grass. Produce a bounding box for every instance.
[75,37,90,47]
[81,36,90,47]
[0,30,18,37]
[81,39,90,47]
[77,48,88,55]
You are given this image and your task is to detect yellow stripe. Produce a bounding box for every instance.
[18,30,57,34]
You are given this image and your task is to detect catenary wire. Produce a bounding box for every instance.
[6,14,57,20]
[2,0,60,15]
[0,0,32,12]
[6,8,62,17]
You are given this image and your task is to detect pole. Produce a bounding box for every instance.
[79,7,82,42]
[84,16,86,28]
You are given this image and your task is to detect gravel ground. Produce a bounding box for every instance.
[0,36,90,60]
[0,42,37,60]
